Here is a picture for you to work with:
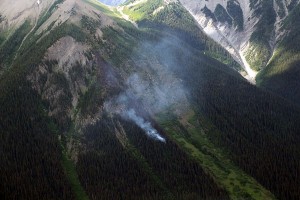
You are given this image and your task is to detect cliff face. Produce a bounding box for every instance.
[179,0,300,81]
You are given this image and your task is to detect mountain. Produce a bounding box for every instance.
[179,0,300,104]
[1,0,300,199]
[179,0,299,75]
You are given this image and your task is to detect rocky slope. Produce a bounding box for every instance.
[1,0,300,199]
[179,0,300,82]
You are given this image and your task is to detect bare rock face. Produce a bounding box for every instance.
[28,36,92,128]
[35,0,117,36]
[179,0,300,81]
[45,36,89,75]
[20,0,121,129]
[0,0,55,29]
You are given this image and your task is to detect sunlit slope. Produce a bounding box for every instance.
[257,3,300,106]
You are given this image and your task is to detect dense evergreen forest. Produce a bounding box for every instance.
[169,47,300,200]
[77,115,228,200]
[0,0,300,199]
[0,81,75,200]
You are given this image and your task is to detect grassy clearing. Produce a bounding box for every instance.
[61,152,89,200]
[122,0,163,21]
[157,111,276,200]
[122,6,145,21]
[83,0,119,17]
[59,133,89,200]
[49,119,88,200]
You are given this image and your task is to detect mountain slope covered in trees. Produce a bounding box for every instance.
[0,0,300,199]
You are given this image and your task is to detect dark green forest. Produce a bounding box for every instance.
[0,82,75,200]
[1,0,300,199]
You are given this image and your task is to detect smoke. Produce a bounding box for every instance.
[123,109,165,142]
[104,90,166,143]
[104,36,191,142]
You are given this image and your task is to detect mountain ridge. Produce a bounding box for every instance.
[179,0,300,82]
[1,0,300,199]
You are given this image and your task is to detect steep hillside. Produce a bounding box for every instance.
[257,2,300,106]
[179,0,300,83]
[178,0,300,107]
[0,0,230,199]
[1,0,300,200]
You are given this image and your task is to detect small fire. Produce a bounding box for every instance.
[123,109,166,143]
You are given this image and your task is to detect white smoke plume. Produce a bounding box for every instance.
[104,91,166,143]
[104,37,190,142]
[123,109,166,142]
